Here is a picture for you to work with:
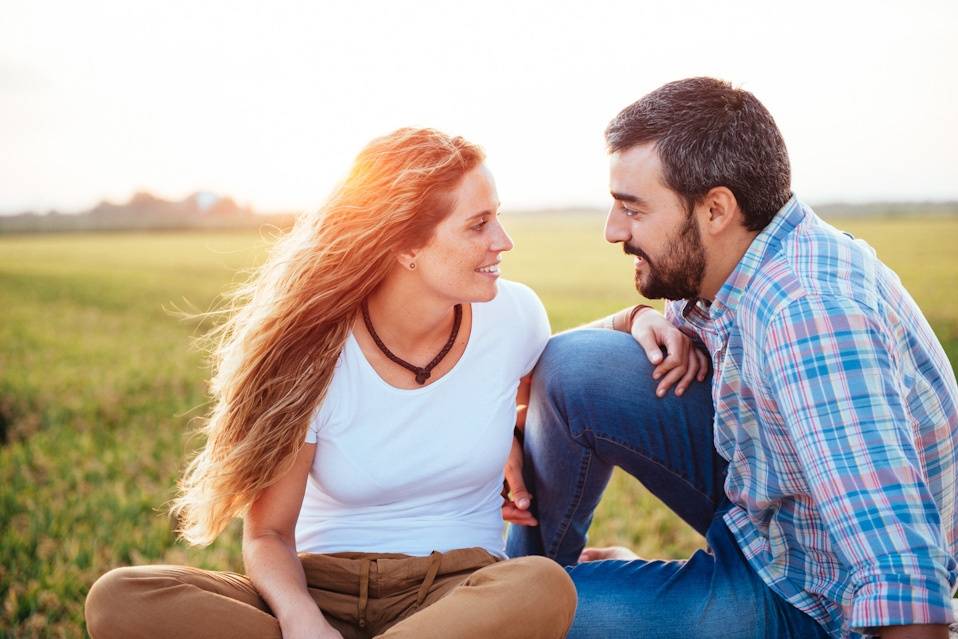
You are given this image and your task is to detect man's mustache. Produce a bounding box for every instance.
[622,242,653,266]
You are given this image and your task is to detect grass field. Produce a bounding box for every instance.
[2,213,957,637]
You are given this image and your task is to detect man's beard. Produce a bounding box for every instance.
[623,214,706,301]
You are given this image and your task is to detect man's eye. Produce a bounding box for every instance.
[623,207,639,217]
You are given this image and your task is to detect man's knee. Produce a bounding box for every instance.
[534,330,653,401]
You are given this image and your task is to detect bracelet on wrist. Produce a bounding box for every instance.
[627,304,652,330]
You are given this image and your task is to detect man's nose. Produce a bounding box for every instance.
[604,208,630,244]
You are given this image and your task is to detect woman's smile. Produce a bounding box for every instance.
[475,260,501,277]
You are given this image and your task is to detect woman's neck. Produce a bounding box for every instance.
[363,272,460,354]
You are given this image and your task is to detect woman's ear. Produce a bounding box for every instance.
[396,248,419,271]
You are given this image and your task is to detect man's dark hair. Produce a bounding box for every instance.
[605,77,792,232]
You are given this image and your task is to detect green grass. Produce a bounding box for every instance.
[1,214,956,637]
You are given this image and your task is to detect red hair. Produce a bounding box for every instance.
[172,128,485,544]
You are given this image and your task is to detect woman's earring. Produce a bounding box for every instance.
[409,262,416,270]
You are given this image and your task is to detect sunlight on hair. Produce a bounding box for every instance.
[170,128,484,545]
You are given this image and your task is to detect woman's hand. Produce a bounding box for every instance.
[279,614,345,639]
[503,376,537,526]
[630,309,709,397]
[309,625,345,639]
[501,432,537,526]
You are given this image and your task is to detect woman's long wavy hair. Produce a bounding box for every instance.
[171,128,485,545]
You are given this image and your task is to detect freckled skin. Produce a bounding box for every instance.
[414,165,514,304]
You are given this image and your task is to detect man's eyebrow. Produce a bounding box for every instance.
[610,192,646,205]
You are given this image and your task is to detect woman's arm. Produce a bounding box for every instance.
[243,442,342,639]
[502,375,537,526]
[515,374,531,431]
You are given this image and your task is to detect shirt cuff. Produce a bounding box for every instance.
[850,573,956,631]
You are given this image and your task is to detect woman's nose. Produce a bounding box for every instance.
[491,220,514,253]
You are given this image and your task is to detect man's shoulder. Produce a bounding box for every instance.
[739,213,887,325]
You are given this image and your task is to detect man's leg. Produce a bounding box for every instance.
[506,329,724,564]
[505,329,829,639]
[563,509,829,639]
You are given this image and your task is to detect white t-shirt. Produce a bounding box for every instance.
[295,279,551,557]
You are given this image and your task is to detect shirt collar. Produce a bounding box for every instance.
[681,194,806,327]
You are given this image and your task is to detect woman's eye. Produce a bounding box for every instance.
[472,219,488,231]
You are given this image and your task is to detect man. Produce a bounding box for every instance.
[504,78,958,638]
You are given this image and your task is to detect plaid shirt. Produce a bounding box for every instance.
[666,196,958,638]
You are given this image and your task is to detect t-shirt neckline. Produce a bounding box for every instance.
[346,302,479,394]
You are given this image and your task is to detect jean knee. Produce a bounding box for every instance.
[536,329,651,377]
[535,331,654,398]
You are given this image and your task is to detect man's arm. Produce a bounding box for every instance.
[582,304,651,332]
[763,296,956,635]
[580,303,709,396]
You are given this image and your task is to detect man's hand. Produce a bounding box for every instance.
[502,433,537,526]
[630,308,709,397]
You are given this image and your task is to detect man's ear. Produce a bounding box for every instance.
[699,187,741,237]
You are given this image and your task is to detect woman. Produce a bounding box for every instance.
[84,128,576,639]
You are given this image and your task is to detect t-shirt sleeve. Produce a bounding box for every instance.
[510,282,552,377]
[304,396,331,444]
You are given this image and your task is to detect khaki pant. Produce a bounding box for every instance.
[85,547,576,639]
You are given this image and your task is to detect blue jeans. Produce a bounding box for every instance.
[506,330,830,639]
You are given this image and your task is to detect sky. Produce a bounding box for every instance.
[1,0,956,215]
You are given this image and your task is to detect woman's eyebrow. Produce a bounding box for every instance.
[466,203,501,221]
